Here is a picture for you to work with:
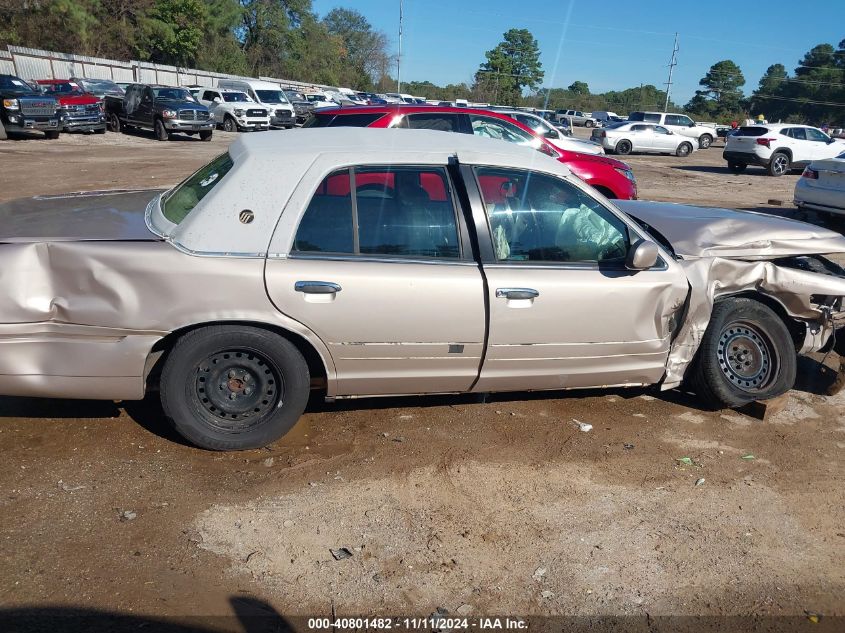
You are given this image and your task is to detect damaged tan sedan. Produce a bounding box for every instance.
[2,129,844,450]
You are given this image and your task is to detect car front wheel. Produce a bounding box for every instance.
[223,116,238,133]
[689,298,796,409]
[160,325,310,450]
[676,142,692,157]
[154,118,170,141]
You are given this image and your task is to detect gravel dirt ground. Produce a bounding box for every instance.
[0,127,843,632]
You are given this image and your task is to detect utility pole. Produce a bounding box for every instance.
[663,32,678,112]
[397,0,403,93]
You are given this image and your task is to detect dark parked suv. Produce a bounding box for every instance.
[104,84,214,141]
[0,74,60,139]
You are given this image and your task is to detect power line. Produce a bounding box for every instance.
[753,94,845,107]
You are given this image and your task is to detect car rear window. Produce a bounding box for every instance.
[304,112,387,127]
[162,153,234,225]
[735,126,768,136]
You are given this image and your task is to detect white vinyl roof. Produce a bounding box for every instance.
[148,128,570,256]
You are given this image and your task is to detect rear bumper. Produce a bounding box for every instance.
[0,322,160,400]
[723,150,768,166]
[794,179,845,215]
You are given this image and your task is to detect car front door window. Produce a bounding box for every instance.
[474,167,629,264]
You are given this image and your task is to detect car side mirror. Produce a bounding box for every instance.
[544,129,559,139]
[212,96,221,103]
[625,239,659,271]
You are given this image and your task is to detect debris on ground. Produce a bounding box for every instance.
[541,590,555,599]
[624,443,635,450]
[330,547,353,560]
[120,510,137,522]
[455,604,473,616]
[263,457,274,467]
[741,454,756,460]
[58,480,86,492]
[676,457,694,467]
[573,420,593,432]
[532,566,547,581]
[695,478,706,487]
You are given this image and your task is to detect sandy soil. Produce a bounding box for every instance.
[0,127,843,631]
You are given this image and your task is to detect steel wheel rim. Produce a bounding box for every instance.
[717,321,777,392]
[194,348,284,431]
[772,155,788,175]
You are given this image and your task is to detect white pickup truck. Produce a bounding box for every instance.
[190,87,271,133]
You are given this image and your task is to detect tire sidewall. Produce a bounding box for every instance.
[616,140,632,155]
[224,116,237,132]
[699,134,712,149]
[160,326,310,450]
[768,152,790,176]
[154,119,169,141]
[677,142,692,157]
[691,298,796,408]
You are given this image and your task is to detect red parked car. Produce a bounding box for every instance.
[304,105,637,200]
[36,79,106,134]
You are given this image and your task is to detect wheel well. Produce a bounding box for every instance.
[773,147,792,160]
[145,321,329,392]
[593,185,616,199]
[716,291,805,349]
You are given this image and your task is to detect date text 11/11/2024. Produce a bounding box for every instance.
[307,617,528,629]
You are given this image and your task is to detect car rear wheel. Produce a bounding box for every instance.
[727,161,747,174]
[223,116,237,133]
[160,325,310,451]
[154,118,170,141]
[767,152,790,176]
[698,134,713,149]
[676,142,693,157]
[615,139,632,155]
[689,298,796,409]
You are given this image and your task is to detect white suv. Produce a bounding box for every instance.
[724,124,845,177]
[626,111,716,149]
[555,109,598,127]
[191,87,270,132]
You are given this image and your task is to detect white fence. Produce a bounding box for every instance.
[3,45,336,93]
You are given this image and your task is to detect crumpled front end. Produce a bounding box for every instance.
[663,254,845,388]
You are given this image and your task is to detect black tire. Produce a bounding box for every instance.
[585,120,594,128]
[108,112,121,133]
[0,120,8,140]
[154,118,170,141]
[199,130,213,141]
[688,298,796,409]
[45,130,60,139]
[698,134,713,149]
[767,151,790,176]
[727,161,747,174]
[615,139,632,155]
[676,142,693,157]
[160,325,310,451]
[223,116,237,133]
[94,126,106,135]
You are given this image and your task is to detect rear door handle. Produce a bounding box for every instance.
[495,288,539,300]
[295,281,342,294]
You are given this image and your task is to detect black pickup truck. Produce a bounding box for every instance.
[104,83,214,141]
[0,74,60,140]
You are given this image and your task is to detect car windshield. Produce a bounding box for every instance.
[161,153,234,225]
[79,79,123,95]
[255,89,288,104]
[154,87,196,101]
[0,75,34,92]
[41,82,84,94]
[222,92,249,103]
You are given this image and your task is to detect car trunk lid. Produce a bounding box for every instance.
[0,189,164,243]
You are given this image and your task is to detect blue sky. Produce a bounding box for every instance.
[312,0,845,103]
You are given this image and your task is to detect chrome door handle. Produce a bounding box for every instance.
[496,288,539,300]
[295,281,342,294]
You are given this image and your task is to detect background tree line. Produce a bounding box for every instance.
[0,0,394,90]
[1,3,842,124]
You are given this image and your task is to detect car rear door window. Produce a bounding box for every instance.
[406,113,460,131]
[664,114,682,126]
[474,167,629,264]
[293,166,460,259]
[790,127,807,140]
[469,115,535,145]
